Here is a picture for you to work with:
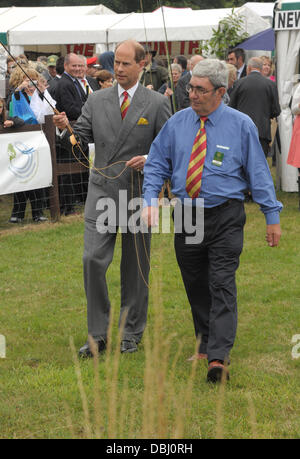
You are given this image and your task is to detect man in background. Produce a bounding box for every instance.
[175,54,204,110]
[139,45,168,91]
[229,56,281,158]
[227,48,247,80]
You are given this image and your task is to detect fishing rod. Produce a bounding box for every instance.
[157,0,177,112]
[0,40,78,141]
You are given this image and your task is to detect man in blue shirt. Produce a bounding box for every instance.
[142,59,282,383]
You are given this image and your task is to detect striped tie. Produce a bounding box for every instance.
[81,79,90,96]
[121,91,130,119]
[186,116,208,199]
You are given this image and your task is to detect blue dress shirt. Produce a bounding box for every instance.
[143,102,282,225]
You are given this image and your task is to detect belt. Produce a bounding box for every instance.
[203,199,242,214]
[179,199,242,219]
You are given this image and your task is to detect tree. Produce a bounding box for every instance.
[202,8,249,59]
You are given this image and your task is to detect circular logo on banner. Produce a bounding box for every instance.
[8,141,39,183]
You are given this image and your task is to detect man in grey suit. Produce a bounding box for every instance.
[53,40,171,357]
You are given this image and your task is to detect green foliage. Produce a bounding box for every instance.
[203,8,249,59]
[0,0,275,13]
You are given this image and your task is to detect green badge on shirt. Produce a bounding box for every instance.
[212,151,224,167]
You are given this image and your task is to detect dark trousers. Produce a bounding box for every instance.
[259,137,270,158]
[56,137,89,213]
[174,199,246,363]
[11,189,44,220]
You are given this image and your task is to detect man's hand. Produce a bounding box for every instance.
[126,156,146,172]
[266,223,281,247]
[3,120,14,128]
[141,206,159,227]
[164,87,173,97]
[53,112,69,131]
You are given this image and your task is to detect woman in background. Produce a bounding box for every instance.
[158,63,182,114]
[287,81,300,205]
[7,65,53,223]
[95,70,114,89]
[261,56,275,81]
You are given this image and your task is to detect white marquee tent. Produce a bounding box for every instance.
[106,6,270,44]
[0,4,117,54]
[3,5,270,50]
[274,0,300,191]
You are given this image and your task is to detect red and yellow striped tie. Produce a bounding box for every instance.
[186,116,208,199]
[121,91,130,119]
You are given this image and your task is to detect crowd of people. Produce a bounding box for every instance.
[3,41,298,383]
[2,51,120,222]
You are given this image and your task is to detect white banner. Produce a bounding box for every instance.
[0,130,52,195]
[274,10,300,31]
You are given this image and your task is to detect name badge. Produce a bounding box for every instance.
[212,151,224,167]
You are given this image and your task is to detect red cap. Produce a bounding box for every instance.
[87,56,97,66]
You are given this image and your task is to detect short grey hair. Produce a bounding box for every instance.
[247,57,263,71]
[192,59,228,89]
[171,63,182,74]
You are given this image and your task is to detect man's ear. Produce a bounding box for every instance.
[218,87,227,97]
[139,59,146,70]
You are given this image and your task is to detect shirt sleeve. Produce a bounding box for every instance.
[242,120,283,224]
[143,120,173,207]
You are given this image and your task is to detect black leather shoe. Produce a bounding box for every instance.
[9,217,23,223]
[33,215,48,223]
[120,339,138,353]
[78,338,106,358]
[207,361,229,383]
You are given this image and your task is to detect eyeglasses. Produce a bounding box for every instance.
[186,84,220,95]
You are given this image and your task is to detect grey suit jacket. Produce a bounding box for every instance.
[73,83,171,211]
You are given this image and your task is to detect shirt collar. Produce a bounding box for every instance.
[64,71,76,82]
[118,81,139,100]
[237,64,245,77]
[192,101,225,127]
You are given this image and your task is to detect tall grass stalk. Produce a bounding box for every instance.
[69,336,92,438]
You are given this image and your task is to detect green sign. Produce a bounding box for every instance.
[281,2,300,10]
[0,33,7,45]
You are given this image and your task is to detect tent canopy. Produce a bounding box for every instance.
[6,5,270,46]
[238,27,275,50]
[7,14,130,46]
[0,4,115,34]
[242,2,275,22]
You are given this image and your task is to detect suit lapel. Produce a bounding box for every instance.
[103,85,122,139]
[109,85,147,162]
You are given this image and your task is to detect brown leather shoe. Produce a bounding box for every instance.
[207,361,229,383]
[187,353,208,361]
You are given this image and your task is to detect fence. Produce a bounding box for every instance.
[0,114,88,225]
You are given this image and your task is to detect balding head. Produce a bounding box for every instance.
[115,39,145,63]
[190,54,204,70]
[247,57,263,75]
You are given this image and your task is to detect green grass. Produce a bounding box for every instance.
[0,177,300,439]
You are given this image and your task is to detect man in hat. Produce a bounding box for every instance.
[86,56,101,78]
[139,45,168,91]
[46,54,59,82]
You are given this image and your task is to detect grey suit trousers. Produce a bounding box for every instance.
[83,181,151,343]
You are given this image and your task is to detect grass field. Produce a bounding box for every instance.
[0,177,300,439]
